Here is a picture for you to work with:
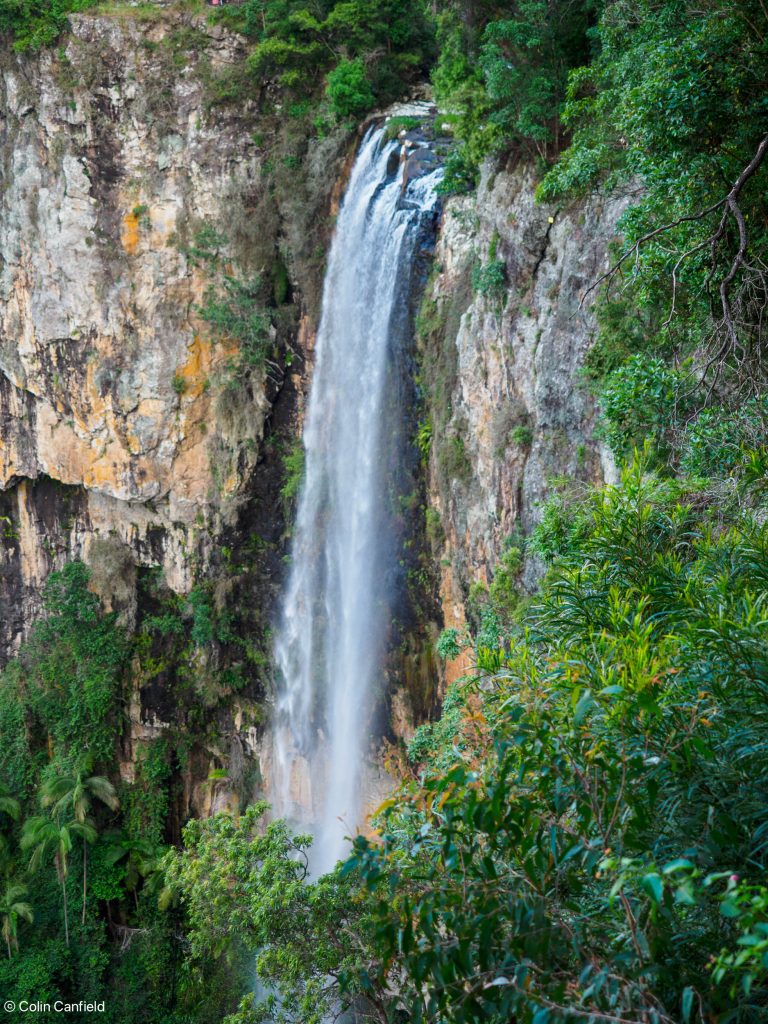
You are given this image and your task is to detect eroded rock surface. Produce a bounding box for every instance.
[424,159,627,638]
[0,13,275,654]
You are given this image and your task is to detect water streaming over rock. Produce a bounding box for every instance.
[270,125,442,874]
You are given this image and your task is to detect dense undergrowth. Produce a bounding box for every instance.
[0,0,767,1021]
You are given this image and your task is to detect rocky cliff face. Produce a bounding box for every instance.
[421,158,627,674]
[0,11,350,663]
[0,12,257,652]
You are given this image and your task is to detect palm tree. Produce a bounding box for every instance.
[0,881,33,959]
[0,783,20,822]
[21,815,95,946]
[41,770,119,924]
[0,783,20,863]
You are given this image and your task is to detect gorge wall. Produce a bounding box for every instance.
[418,161,627,686]
[0,7,627,820]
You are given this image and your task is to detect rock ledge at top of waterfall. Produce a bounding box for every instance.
[368,98,454,192]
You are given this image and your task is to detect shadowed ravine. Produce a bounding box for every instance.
[270,125,442,874]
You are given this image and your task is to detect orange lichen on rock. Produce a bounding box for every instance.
[121,211,140,254]
[175,335,212,399]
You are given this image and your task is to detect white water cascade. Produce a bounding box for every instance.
[270,125,442,874]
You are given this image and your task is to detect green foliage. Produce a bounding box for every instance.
[681,397,768,478]
[510,424,532,448]
[122,740,171,847]
[280,440,305,513]
[598,354,682,460]
[384,115,421,140]
[178,222,228,268]
[438,432,472,484]
[480,2,593,155]
[325,58,374,119]
[163,804,381,1024]
[224,0,433,116]
[186,585,214,648]
[487,544,522,621]
[0,0,96,50]
[349,460,768,1022]
[471,257,506,305]
[20,562,127,770]
[432,0,594,178]
[528,493,589,563]
[199,275,272,374]
[538,0,768,389]
[416,418,433,460]
[435,627,467,661]
[424,506,444,550]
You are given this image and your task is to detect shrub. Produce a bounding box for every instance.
[681,398,768,478]
[199,276,272,373]
[599,354,681,461]
[438,432,472,485]
[280,442,305,512]
[510,425,533,448]
[325,59,375,119]
[471,258,506,305]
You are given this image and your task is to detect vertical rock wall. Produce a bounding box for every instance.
[422,158,628,657]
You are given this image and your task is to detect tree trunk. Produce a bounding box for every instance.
[6,932,11,960]
[62,879,69,947]
[82,845,87,925]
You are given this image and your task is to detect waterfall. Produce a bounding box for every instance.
[270,125,442,875]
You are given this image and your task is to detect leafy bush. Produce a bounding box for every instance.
[528,493,589,563]
[280,441,305,512]
[0,0,96,50]
[471,258,506,305]
[349,460,768,1022]
[325,58,375,119]
[437,431,472,485]
[162,804,381,1024]
[199,275,272,373]
[599,354,682,460]
[21,562,127,769]
[681,397,768,478]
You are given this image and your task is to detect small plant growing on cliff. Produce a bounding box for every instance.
[436,627,468,661]
[438,432,472,485]
[511,424,533,448]
[384,115,421,140]
[425,506,444,551]
[172,374,187,397]
[199,275,272,374]
[132,204,151,229]
[280,442,305,513]
[178,222,228,269]
[472,257,507,306]
[416,418,433,460]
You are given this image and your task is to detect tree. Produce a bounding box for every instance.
[325,58,375,118]
[162,804,385,1024]
[40,769,119,924]
[21,815,96,946]
[0,783,20,862]
[0,881,33,960]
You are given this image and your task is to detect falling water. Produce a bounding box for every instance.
[271,125,442,874]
